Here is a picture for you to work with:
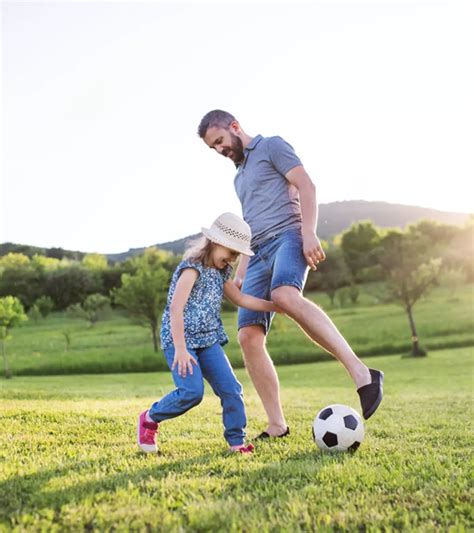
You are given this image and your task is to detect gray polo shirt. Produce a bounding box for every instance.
[234,134,303,249]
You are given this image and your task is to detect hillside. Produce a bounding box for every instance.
[316,200,469,239]
[1,201,470,262]
[106,200,471,260]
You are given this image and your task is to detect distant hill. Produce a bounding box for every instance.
[106,200,470,261]
[316,200,470,240]
[1,201,470,262]
[0,243,85,261]
[104,234,201,263]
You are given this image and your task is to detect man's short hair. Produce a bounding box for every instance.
[197,110,236,138]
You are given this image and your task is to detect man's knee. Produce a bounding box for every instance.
[238,325,266,353]
[271,286,302,312]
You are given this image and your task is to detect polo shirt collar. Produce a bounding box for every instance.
[235,135,263,168]
[245,134,263,151]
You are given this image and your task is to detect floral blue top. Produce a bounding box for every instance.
[160,260,233,350]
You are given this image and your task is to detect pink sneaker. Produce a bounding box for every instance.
[230,443,255,454]
[137,410,159,453]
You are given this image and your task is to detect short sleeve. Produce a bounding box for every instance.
[267,136,303,176]
[176,260,203,278]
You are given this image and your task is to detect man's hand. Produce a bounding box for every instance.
[303,232,326,271]
[171,349,198,378]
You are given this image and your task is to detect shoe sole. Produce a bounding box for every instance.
[364,371,384,420]
[254,427,290,440]
[137,413,158,453]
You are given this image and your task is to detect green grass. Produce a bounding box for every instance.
[0,347,472,531]
[5,283,474,376]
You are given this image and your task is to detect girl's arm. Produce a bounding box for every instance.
[170,268,199,377]
[224,279,282,313]
[233,255,250,289]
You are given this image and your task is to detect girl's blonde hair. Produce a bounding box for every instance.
[183,235,214,266]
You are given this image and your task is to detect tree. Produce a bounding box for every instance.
[307,246,350,305]
[46,247,84,261]
[28,304,42,323]
[101,264,130,297]
[442,220,474,282]
[83,294,110,325]
[408,219,459,249]
[45,266,102,310]
[0,296,28,378]
[339,221,381,284]
[0,243,46,259]
[0,253,31,269]
[66,303,84,320]
[68,294,110,327]
[31,254,61,272]
[47,247,67,260]
[378,230,442,356]
[348,283,360,304]
[0,265,45,310]
[35,296,54,318]
[439,269,465,298]
[127,247,180,275]
[62,330,72,351]
[112,255,170,352]
[82,253,108,271]
[336,287,350,308]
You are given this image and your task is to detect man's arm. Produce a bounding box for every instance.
[233,255,250,289]
[286,165,326,270]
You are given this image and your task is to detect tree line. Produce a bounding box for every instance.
[0,218,472,376]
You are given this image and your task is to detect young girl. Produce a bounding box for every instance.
[137,212,279,454]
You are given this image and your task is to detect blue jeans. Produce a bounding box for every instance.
[238,227,309,334]
[148,342,247,446]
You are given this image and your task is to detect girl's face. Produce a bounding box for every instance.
[210,244,240,270]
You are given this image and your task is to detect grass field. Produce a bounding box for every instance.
[1,347,472,531]
[4,283,474,376]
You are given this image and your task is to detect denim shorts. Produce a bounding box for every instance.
[238,227,309,334]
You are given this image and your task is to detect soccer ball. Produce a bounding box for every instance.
[312,404,365,453]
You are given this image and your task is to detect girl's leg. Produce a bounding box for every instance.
[198,343,247,447]
[148,347,205,422]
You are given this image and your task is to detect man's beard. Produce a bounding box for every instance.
[227,132,244,164]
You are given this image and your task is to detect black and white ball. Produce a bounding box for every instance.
[313,404,365,453]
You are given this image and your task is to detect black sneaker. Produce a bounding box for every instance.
[255,426,290,440]
[357,369,384,420]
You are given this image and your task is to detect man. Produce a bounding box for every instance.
[198,110,383,439]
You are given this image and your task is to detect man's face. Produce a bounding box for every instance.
[203,126,244,164]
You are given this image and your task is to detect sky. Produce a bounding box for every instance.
[1,0,473,254]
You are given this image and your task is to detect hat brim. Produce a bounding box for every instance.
[201,227,255,256]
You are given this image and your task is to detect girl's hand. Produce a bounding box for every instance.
[272,303,285,314]
[172,349,198,378]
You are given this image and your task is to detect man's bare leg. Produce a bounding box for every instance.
[238,325,287,436]
[272,286,372,388]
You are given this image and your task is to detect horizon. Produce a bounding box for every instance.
[2,1,473,253]
[1,199,470,255]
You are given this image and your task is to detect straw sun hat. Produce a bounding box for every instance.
[201,213,254,256]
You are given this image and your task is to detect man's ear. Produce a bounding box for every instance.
[230,120,241,134]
